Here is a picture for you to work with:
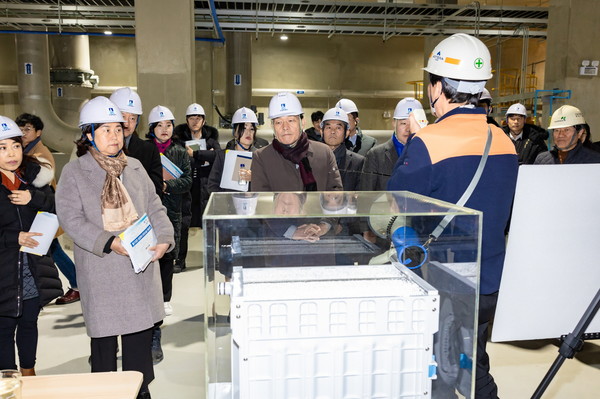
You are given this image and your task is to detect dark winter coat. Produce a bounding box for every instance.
[502,123,549,165]
[534,142,600,164]
[333,145,365,191]
[153,140,192,256]
[174,124,221,227]
[0,161,62,317]
[126,133,163,197]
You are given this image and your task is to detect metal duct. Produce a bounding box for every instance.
[16,33,81,154]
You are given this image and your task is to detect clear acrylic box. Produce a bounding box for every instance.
[203,191,481,399]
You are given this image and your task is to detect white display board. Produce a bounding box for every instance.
[492,164,600,342]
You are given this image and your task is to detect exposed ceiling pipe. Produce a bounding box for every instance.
[15,33,80,153]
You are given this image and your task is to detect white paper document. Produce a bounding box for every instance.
[20,212,59,256]
[220,150,253,192]
[160,153,183,180]
[185,139,207,151]
[119,213,157,274]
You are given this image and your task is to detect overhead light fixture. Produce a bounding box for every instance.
[104,30,113,36]
[280,34,288,41]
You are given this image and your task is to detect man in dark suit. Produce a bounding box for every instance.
[109,87,163,196]
[321,107,364,191]
[361,97,424,191]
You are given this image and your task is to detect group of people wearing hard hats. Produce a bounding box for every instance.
[0,29,597,399]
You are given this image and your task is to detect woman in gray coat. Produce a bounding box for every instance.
[56,97,174,399]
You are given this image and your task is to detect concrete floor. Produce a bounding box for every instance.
[34,230,599,399]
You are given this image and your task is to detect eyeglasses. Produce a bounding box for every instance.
[19,127,34,132]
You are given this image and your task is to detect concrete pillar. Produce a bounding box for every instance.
[545,0,600,131]
[135,0,195,127]
[48,35,94,126]
[225,32,252,117]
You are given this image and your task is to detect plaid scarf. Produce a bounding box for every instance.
[89,147,138,231]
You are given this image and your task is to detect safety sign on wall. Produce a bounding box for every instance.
[234,74,242,86]
[24,63,33,75]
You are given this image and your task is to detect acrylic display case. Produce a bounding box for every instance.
[203,191,482,399]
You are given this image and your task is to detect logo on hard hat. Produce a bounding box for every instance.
[335,110,341,116]
[432,51,444,62]
[559,116,567,122]
[242,113,247,119]
[128,100,134,107]
[1,123,8,131]
[159,112,165,117]
[108,107,116,116]
[280,103,288,112]
[474,58,484,69]
[408,108,413,112]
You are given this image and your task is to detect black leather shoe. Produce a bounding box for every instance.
[137,391,151,399]
[173,260,186,273]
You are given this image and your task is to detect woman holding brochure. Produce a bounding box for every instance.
[56,97,174,399]
[145,105,191,361]
[0,116,62,376]
[207,107,259,193]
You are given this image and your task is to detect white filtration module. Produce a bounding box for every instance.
[220,263,440,399]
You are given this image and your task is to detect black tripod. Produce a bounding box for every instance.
[531,287,600,399]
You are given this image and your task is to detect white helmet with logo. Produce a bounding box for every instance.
[232,107,258,124]
[0,116,23,140]
[548,105,586,129]
[109,87,142,115]
[424,33,492,94]
[320,107,349,128]
[393,97,424,119]
[148,105,175,125]
[268,92,303,119]
[506,103,527,117]
[79,96,125,128]
[186,103,205,116]
[335,98,359,114]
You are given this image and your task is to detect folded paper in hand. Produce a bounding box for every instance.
[20,212,59,256]
[185,139,206,151]
[220,150,252,192]
[119,213,157,273]
[161,154,183,181]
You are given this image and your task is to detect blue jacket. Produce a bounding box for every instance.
[387,107,518,294]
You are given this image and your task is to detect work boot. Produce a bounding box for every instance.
[151,326,163,365]
[20,367,36,376]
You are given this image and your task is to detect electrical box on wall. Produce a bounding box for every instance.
[579,60,599,76]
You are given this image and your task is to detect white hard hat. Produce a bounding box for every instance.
[393,97,424,119]
[506,103,527,117]
[320,107,349,128]
[548,105,586,129]
[232,193,259,216]
[232,107,258,124]
[148,105,175,125]
[423,33,492,92]
[268,92,303,119]
[0,116,23,140]
[109,87,142,115]
[335,98,359,114]
[79,96,126,128]
[186,103,205,116]
[479,88,492,102]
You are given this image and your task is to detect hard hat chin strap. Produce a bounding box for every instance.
[88,124,122,158]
